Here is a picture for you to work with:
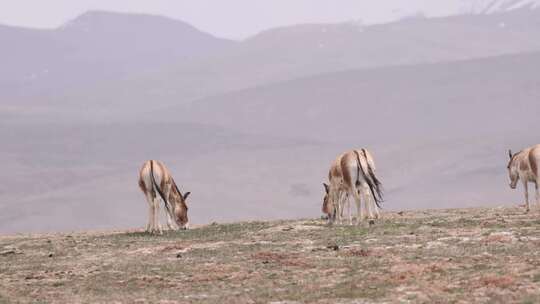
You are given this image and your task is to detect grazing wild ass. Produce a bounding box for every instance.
[138,160,191,233]
[323,149,383,225]
[322,153,350,224]
[508,145,540,212]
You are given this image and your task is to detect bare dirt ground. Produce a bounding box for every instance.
[2,207,540,303]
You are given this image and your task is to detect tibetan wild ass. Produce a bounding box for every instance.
[324,149,383,225]
[138,160,191,233]
[322,153,351,224]
[508,145,540,212]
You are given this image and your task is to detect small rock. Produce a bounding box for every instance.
[0,250,17,256]
[398,211,404,216]
[176,253,182,258]
[327,245,339,251]
[369,220,375,226]
[48,253,54,258]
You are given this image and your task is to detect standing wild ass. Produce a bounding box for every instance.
[323,149,383,225]
[138,160,191,233]
[508,145,540,212]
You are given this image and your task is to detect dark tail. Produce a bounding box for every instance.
[355,150,384,209]
[150,160,172,216]
[361,149,384,208]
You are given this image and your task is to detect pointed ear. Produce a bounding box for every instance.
[323,183,329,194]
[183,192,191,200]
[508,150,513,159]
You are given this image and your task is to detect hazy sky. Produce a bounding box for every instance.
[0,0,465,39]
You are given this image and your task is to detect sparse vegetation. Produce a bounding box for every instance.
[2,207,540,303]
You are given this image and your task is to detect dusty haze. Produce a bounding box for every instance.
[1,4,539,233]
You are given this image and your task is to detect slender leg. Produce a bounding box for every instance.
[524,181,530,213]
[363,185,371,219]
[369,192,377,220]
[158,199,164,234]
[162,185,177,231]
[339,192,344,225]
[341,192,349,225]
[166,211,172,230]
[363,184,375,220]
[166,207,176,231]
[336,192,341,225]
[351,188,363,225]
[154,198,162,234]
[333,190,342,225]
[347,194,353,226]
[339,192,345,218]
[331,200,337,225]
[336,201,342,225]
[340,192,347,225]
[374,199,381,219]
[151,197,158,233]
[163,193,177,231]
[357,189,366,221]
[339,192,347,225]
[145,194,154,232]
[534,181,540,208]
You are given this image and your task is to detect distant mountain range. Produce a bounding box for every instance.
[2,8,540,123]
[0,11,234,100]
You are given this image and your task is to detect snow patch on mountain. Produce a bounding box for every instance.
[460,0,540,14]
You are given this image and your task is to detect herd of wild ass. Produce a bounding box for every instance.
[138,144,540,234]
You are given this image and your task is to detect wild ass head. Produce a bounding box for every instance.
[322,183,335,220]
[171,182,191,229]
[507,150,519,189]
